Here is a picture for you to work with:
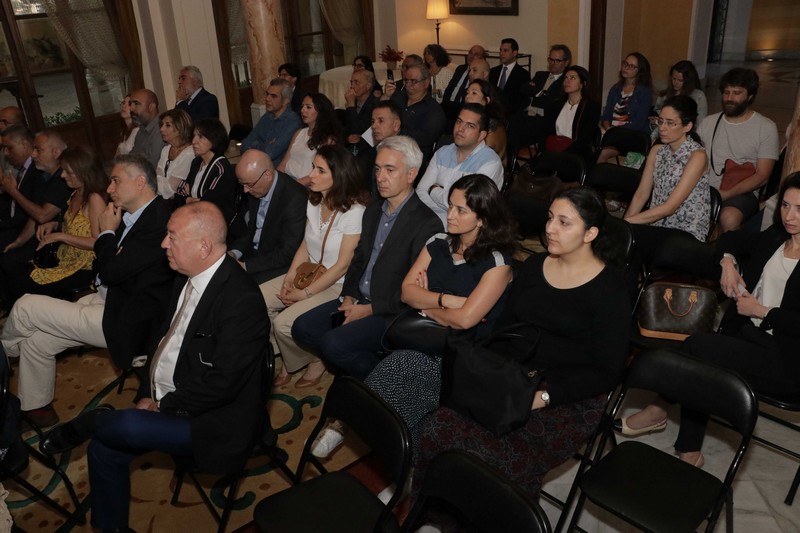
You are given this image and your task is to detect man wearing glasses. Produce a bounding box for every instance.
[527,44,572,117]
[228,149,306,284]
[384,63,446,170]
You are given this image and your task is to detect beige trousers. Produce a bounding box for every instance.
[260,275,342,373]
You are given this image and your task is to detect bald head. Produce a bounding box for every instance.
[130,88,159,126]
[469,59,491,82]
[236,149,276,198]
[0,106,26,132]
[467,45,487,64]
[162,202,228,277]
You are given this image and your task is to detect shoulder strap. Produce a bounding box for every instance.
[709,113,725,176]
[318,209,338,264]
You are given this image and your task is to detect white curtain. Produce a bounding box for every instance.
[228,0,249,65]
[318,0,365,60]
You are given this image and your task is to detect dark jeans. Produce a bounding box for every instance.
[291,298,393,380]
[630,224,719,282]
[88,409,192,529]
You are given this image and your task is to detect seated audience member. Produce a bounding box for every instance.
[412,187,631,498]
[385,63,446,168]
[261,145,369,387]
[291,135,442,384]
[442,44,487,121]
[469,58,491,84]
[618,172,800,469]
[597,52,653,163]
[174,65,219,122]
[3,146,108,306]
[129,88,167,168]
[417,104,505,224]
[625,96,711,273]
[36,202,269,533]
[464,79,508,164]
[279,63,307,114]
[344,69,380,147]
[116,95,139,156]
[278,93,341,186]
[354,101,403,196]
[364,174,515,438]
[653,60,707,131]
[541,65,601,164]
[0,154,174,428]
[489,38,531,116]
[155,109,195,199]
[0,125,46,250]
[424,44,454,104]
[351,55,383,97]
[382,54,425,98]
[174,119,239,224]
[229,149,307,284]
[697,67,779,232]
[240,78,303,166]
[0,106,26,131]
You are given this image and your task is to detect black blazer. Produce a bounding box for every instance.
[489,63,531,115]
[96,197,175,369]
[529,70,566,113]
[174,156,240,224]
[230,172,307,284]
[341,192,442,315]
[345,94,380,137]
[0,164,45,230]
[715,226,800,369]
[175,88,219,122]
[543,99,601,164]
[143,255,269,474]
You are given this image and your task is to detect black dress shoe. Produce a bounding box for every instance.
[39,404,115,455]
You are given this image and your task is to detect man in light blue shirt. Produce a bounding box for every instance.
[240,78,302,166]
[416,103,504,224]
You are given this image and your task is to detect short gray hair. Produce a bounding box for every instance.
[270,78,293,101]
[377,135,423,171]
[181,65,203,85]
[113,153,158,192]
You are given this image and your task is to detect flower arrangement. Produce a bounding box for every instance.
[379,45,404,63]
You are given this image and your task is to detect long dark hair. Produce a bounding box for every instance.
[60,145,109,205]
[194,118,229,156]
[448,174,517,262]
[661,60,701,98]
[552,187,616,265]
[774,171,800,230]
[304,92,342,148]
[467,79,506,128]
[308,144,370,211]
[617,51,652,89]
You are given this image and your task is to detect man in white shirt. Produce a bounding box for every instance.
[417,104,505,224]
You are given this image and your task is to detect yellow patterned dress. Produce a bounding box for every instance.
[29,196,95,285]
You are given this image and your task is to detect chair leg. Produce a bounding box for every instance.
[786,464,800,505]
[27,444,85,521]
[565,492,588,532]
[218,477,241,533]
[10,472,86,525]
[171,468,186,505]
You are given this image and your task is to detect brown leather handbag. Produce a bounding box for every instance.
[637,282,718,341]
[293,211,337,290]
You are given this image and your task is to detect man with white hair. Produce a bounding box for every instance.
[175,65,219,122]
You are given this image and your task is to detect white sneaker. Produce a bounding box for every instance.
[310,426,345,458]
[414,526,442,533]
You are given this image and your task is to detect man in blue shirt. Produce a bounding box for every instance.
[240,78,302,166]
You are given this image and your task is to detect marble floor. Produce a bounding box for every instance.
[540,389,800,532]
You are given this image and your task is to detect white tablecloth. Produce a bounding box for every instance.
[318,62,390,109]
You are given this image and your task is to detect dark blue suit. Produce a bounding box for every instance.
[175,87,219,122]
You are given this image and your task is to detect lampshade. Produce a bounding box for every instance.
[426,0,449,20]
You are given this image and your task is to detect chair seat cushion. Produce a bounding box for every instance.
[580,441,723,533]
[253,471,399,533]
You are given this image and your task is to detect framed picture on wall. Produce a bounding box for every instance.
[449,1,519,16]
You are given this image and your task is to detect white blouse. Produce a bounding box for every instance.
[751,243,797,331]
[304,201,365,284]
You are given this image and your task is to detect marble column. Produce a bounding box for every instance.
[242,0,287,123]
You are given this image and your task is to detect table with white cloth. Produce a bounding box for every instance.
[318,62,390,109]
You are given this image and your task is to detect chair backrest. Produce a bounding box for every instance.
[298,377,412,510]
[708,186,722,238]
[583,162,643,200]
[604,216,635,272]
[599,127,652,158]
[402,450,552,533]
[532,151,586,184]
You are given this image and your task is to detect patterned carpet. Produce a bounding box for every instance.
[4,349,361,532]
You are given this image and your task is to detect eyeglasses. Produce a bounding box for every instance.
[352,63,365,69]
[655,118,682,128]
[547,57,567,63]
[403,78,424,86]
[241,168,269,190]
[621,61,639,70]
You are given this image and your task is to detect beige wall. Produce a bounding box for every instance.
[748,0,800,54]
[547,0,581,67]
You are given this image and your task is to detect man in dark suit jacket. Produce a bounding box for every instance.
[174,65,219,122]
[518,44,572,148]
[39,202,269,531]
[441,44,487,126]
[292,135,443,379]
[0,125,46,250]
[229,149,307,284]
[0,154,174,427]
[489,38,531,115]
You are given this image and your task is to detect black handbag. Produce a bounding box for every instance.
[381,307,448,355]
[32,242,60,269]
[508,163,564,203]
[637,282,717,341]
[440,324,543,437]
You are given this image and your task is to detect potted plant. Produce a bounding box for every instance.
[379,45,404,70]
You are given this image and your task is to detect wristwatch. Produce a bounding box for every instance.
[540,391,550,407]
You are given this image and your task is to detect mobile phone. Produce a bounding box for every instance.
[330,310,346,328]
[386,69,394,81]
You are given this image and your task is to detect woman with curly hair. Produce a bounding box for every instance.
[278,92,342,186]
[267,145,369,387]
[424,43,454,104]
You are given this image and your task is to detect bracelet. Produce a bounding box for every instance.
[438,292,446,309]
[304,288,313,298]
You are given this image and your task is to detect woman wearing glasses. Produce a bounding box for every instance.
[600,52,653,134]
[624,95,711,274]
